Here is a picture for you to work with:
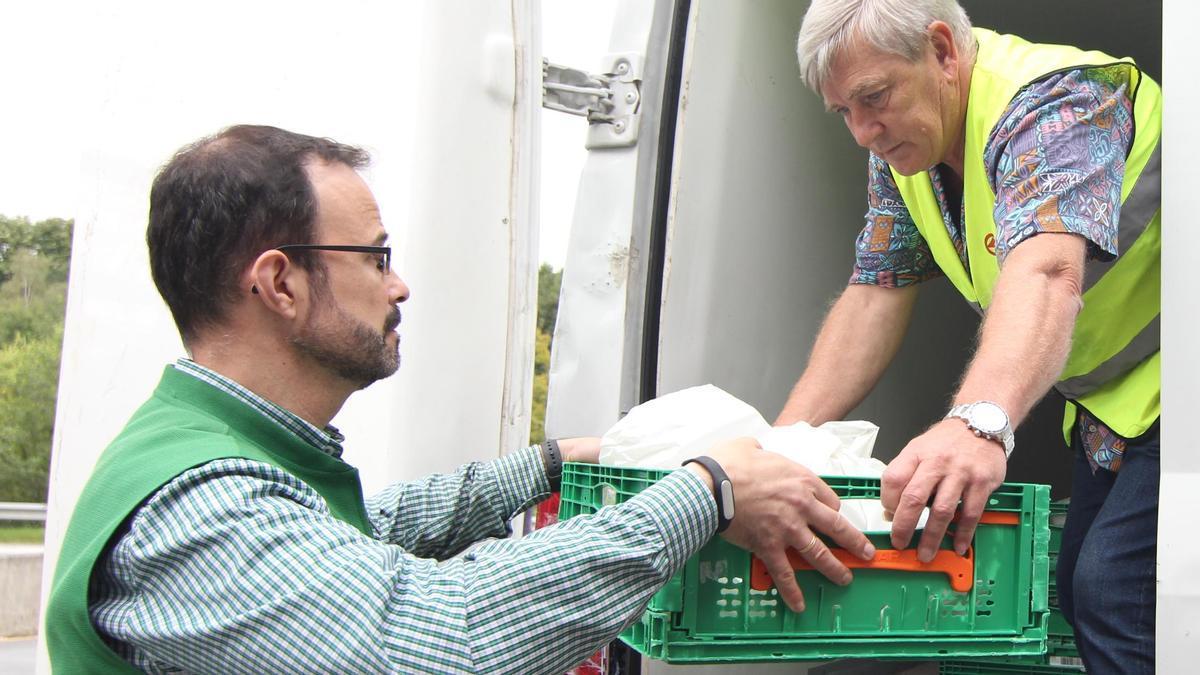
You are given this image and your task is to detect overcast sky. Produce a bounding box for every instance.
[0,1,617,270]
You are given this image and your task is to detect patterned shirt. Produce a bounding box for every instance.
[89,360,716,674]
[850,67,1138,471]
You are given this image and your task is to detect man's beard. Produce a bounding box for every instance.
[290,304,401,389]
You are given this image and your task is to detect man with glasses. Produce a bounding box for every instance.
[46,125,875,673]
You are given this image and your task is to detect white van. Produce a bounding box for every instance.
[40,0,1194,672]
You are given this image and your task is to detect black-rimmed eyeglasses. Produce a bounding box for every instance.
[275,244,391,273]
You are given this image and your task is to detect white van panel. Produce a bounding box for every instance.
[396,0,541,478]
[545,0,673,438]
[38,1,538,671]
[1158,0,1200,665]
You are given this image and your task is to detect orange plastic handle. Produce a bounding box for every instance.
[747,510,1020,594]
[972,511,1020,525]
[750,546,975,593]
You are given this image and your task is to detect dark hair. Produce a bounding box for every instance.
[146,124,370,342]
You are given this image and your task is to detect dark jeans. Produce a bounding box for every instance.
[1056,417,1159,675]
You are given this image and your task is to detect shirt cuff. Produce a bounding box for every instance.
[493,445,553,518]
[624,469,718,572]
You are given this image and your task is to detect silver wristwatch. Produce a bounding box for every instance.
[946,400,1015,458]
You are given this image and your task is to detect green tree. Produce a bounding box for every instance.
[1,215,71,286]
[530,328,551,445]
[0,330,62,502]
[529,264,563,444]
[0,249,68,344]
[536,263,562,338]
[0,215,72,502]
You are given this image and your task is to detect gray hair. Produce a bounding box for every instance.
[797,0,975,93]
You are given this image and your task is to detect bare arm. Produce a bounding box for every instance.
[954,233,1085,424]
[883,232,1085,560]
[776,284,919,426]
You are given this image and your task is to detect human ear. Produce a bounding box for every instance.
[247,250,300,319]
[927,21,958,72]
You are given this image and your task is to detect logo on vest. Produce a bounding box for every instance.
[984,233,997,256]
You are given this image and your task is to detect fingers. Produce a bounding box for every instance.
[794,530,852,589]
[559,437,602,463]
[806,502,876,562]
[808,473,842,512]
[760,548,807,612]
[918,476,964,563]
[953,484,990,556]
[881,449,918,514]
[887,464,939,550]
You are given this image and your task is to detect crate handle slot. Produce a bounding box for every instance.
[749,546,975,593]
[964,511,1020,526]
[746,510,1020,595]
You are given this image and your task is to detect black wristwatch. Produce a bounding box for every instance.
[541,438,563,492]
[682,456,735,533]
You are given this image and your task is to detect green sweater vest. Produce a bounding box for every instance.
[45,366,373,673]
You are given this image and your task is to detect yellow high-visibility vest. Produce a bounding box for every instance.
[891,28,1161,439]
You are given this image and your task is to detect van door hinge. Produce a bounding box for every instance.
[542,54,642,149]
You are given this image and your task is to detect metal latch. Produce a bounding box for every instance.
[542,54,642,149]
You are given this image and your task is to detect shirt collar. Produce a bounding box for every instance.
[173,358,345,458]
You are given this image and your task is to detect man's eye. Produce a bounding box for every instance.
[376,256,387,271]
[865,90,885,105]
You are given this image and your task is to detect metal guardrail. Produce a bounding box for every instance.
[0,502,47,522]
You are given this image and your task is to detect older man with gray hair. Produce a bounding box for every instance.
[776,1,1161,672]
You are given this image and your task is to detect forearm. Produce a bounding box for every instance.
[368,446,549,558]
[107,465,715,674]
[777,284,917,425]
[954,235,1085,426]
[452,470,714,672]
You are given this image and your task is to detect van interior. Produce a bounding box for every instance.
[641,0,1160,499]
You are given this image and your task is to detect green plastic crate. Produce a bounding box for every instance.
[1046,500,1079,657]
[559,463,1051,663]
[939,660,1083,674]
[940,499,1084,673]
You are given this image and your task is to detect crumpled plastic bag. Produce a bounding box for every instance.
[599,384,770,468]
[756,420,883,474]
[599,384,927,532]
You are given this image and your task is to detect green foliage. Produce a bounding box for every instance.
[0,331,61,502]
[0,214,72,502]
[536,263,562,338]
[529,264,562,445]
[0,525,45,544]
[530,329,551,444]
[0,215,72,286]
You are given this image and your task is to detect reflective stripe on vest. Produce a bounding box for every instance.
[890,28,1161,437]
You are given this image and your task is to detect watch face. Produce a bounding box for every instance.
[971,403,1008,434]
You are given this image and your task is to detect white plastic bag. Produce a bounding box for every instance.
[756,420,882,475]
[598,385,926,532]
[598,384,769,468]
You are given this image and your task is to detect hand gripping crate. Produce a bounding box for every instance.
[559,463,1051,664]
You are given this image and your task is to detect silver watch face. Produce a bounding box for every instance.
[970,402,1008,435]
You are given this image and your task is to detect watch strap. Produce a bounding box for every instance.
[541,439,563,492]
[682,455,735,533]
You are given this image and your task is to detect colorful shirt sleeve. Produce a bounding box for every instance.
[984,66,1135,264]
[89,456,716,674]
[849,152,944,288]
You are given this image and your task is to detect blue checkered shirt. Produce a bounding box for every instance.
[88,360,716,673]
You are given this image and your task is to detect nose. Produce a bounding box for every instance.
[389,272,411,304]
[847,111,883,149]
